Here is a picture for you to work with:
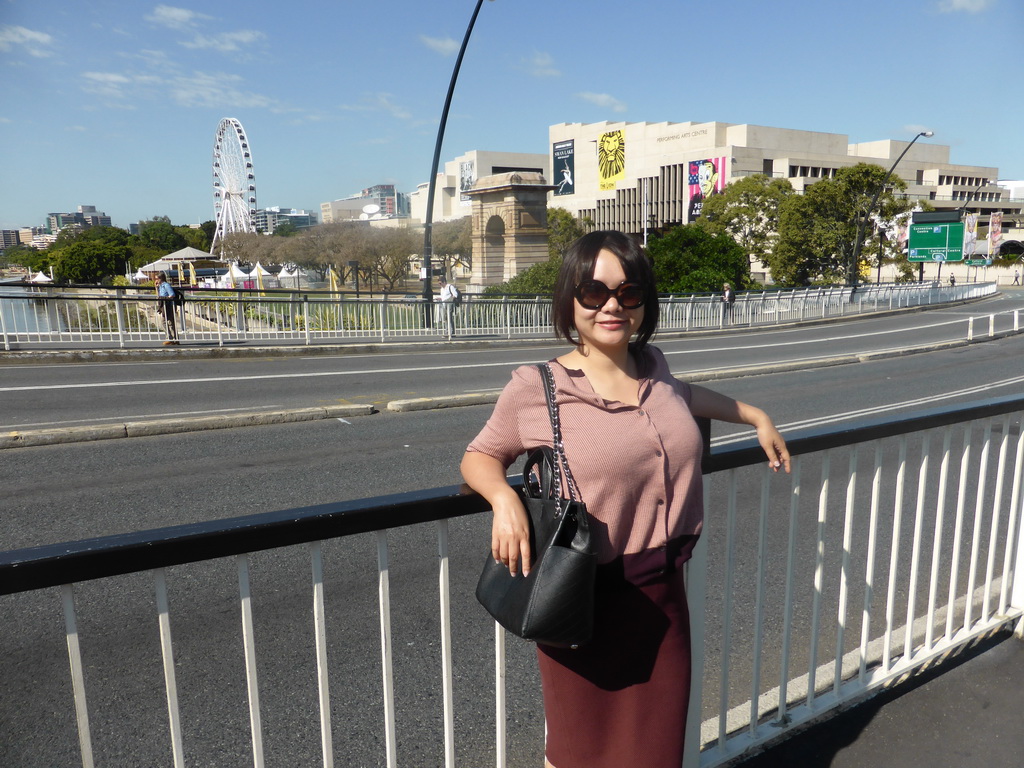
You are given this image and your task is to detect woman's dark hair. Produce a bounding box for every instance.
[552,230,659,351]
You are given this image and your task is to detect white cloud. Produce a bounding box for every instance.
[526,51,560,78]
[0,25,56,58]
[168,72,276,109]
[0,117,13,124]
[341,93,411,121]
[145,5,213,30]
[577,92,627,113]
[420,35,459,56]
[937,0,994,12]
[181,29,265,52]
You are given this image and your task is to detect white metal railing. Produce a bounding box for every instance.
[1,398,1022,766]
[0,281,1000,350]
[684,406,1024,766]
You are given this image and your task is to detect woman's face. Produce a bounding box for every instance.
[573,249,644,352]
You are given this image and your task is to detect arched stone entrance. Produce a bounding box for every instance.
[464,172,555,291]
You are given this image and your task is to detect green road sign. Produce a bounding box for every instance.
[908,222,964,262]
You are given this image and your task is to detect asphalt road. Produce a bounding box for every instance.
[1,289,1022,434]
[2,304,1024,767]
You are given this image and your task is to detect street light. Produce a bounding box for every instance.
[850,130,934,287]
[420,0,495,327]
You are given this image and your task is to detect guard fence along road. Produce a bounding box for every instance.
[0,281,995,351]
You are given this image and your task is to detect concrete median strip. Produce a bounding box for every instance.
[0,404,376,449]
[387,392,501,412]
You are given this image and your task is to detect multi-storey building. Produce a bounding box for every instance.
[252,206,317,233]
[321,185,410,224]
[546,121,1022,249]
[46,205,112,233]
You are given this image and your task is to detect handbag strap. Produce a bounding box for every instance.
[538,363,581,503]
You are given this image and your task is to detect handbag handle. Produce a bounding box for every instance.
[538,364,581,504]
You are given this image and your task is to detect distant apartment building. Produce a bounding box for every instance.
[46,205,112,233]
[253,206,317,233]
[408,150,550,224]
[321,185,410,224]
[1,230,21,249]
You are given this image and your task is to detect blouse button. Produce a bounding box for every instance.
[638,409,645,416]
[657,499,665,506]
[655,450,663,458]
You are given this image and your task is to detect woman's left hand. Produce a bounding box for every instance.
[756,422,791,473]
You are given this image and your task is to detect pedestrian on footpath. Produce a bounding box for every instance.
[1014,269,1020,286]
[438,275,459,340]
[154,272,179,345]
[721,282,735,324]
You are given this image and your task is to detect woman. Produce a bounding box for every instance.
[461,230,789,768]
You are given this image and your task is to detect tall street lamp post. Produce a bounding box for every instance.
[420,0,495,327]
[850,130,933,287]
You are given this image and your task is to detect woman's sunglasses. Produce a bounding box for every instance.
[573,280,646,310]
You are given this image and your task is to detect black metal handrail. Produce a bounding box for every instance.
[2,393,1022,597]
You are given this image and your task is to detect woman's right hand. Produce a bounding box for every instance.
[491,495,532,577]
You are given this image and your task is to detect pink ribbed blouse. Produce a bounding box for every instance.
[467,346,704,568]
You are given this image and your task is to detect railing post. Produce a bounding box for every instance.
[682,483,711,768]
[114,287,127,349]
[303,295,311,346]
[968,317,974,341]
[0,295,10,351]
[989,314,995,337]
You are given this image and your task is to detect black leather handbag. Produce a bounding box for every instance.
[475,364,597,648]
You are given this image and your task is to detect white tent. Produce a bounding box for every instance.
[251,261,272,275]
[30,271,53,283]
[165,246,214,262]
[138,258,176,273]
[133,269,148,283]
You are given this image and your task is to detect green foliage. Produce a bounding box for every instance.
[547,207,591,259]
[696,174,793,267]
[483,256,562,296]
[771,163,915,286]
[647,224,749,293]
[54,238,129,283]
[137,220,187,252]
[272,220,298,237]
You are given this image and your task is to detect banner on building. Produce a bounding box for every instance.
[687,156,727,220]
[553,140,575,196]
[598,130,626,191]
[963,213,979,257]
[459,161,475,204]
[989,211,1003,256]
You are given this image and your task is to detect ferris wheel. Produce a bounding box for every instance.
[211,117,257,253]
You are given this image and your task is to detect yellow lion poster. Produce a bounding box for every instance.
[598,130,625,191]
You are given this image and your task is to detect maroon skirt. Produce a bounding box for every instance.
[537,561,692,768]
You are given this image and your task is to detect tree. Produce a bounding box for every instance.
[364,227,417,291]
[431,217,472,277]
[137,220,187,252]
[54,238,129,283]
[175,225,211,252]
[547,207,591,259]
[772,163,914,286]
[48,226,133,283]
[647,224,749,293]
[696,174,793,268]
[273,220,298,238]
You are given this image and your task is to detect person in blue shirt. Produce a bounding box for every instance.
[154,272,179,345]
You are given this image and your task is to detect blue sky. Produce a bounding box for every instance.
[2,0,1022,231]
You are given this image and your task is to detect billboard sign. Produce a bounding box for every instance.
[908,222,965,262]
[553,140,575,196]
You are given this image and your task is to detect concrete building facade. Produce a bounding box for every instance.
[321,185,409,224]
[546,121,1023,256]
[253,206,317,233]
